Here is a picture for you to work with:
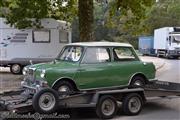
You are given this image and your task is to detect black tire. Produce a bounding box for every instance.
[130,76,145,87]
[96,95,118,119]
[165,53,170,59]
[53,80,75,95]
[32,88,59,114]
[10,64,23,74]
[122,93,143,116]
[157,53,160,58]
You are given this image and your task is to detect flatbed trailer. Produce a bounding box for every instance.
[0,80,180,119]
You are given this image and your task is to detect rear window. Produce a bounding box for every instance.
[113,47,136,61]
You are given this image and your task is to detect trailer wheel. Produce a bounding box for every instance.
[122,93,143,116]
[32,88,59,114]
[96,95,118,119]
[10,64,23,74]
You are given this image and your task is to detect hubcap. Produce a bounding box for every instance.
[39,92,56,111]
[58,85,70,92]
[128,97,141,113]
[12,64,21,73]
[134,80,143,86]
[101,99,115,116]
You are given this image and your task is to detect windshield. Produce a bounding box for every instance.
[57,46,83,62]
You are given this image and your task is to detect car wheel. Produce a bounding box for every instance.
[10,64,23,74]
[165,53,171,59]
[96,95,118,119]
[32,88,59,114]
[53,81,75,95]
[130,76,145,86]
[122,93,143,116]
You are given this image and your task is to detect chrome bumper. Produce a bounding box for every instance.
[21,81,43,94]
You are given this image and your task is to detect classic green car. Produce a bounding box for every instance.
[21,42,156,93]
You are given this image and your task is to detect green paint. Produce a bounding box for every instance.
[24,42,155,90]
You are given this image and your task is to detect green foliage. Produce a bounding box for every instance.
[1,0,155,44]
[139,0,180,35]
[93,0,154,47]
[1,0,77,29]
[107,0,154,28]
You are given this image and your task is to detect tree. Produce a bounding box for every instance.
[1,0,154,42]
[0,0,77,28]
[138,0,180,35]
[78,0,94,41]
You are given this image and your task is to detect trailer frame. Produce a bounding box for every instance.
[0,80,180,119]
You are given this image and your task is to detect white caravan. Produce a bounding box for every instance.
[0,18,71,74]
[154,27,180,58]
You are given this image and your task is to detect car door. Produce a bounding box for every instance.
[74,47,113,90]
[110,47,142,85]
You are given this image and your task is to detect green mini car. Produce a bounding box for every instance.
[21,42,156,93]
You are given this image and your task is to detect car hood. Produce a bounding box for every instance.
[27,60,78,71]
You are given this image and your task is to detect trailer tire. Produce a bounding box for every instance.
[96,95,118,119]
[10,64,23,74]
[122,93,143,116]
[32,88,59,114]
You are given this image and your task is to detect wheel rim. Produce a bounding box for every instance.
[133,80,143,86]
[39,92,56,111]
[128,97,141,113]
[12,64,21,73]
[101,99,115,116]
[58,85,70,92]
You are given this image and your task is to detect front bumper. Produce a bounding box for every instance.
[21,80,47,94]
[168,50,180,57]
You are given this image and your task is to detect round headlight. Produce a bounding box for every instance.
[22,67,28,75]
[40,69,46,78]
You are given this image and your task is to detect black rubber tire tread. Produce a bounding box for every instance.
[122,93,143,116]
[96,95,118,119]
[32,88,59,114]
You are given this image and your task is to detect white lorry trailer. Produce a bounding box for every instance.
[0,18,71,74]
[154,27,180,58]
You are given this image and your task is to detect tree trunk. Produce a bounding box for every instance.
[78,0,94,42]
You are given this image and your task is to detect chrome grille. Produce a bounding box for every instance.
[28,69,34,76]
[26,68,36,82]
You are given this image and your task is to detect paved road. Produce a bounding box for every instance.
[112,58,180,120]
[0,57,179,120]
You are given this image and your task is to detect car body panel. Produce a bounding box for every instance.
[22,42,156,91]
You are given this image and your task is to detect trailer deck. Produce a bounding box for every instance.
[0,80,180,118]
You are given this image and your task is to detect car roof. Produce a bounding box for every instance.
[67,42,132,47]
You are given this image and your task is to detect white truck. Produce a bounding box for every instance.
[0,18,71,74]
[154,27,180,58]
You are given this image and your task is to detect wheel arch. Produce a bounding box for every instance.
[51,77,79,91]
[128,73,148,85]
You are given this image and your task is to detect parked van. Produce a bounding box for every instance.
[0,18,71,74]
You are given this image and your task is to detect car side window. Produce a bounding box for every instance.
[113,47,136,61]
[82,47,110,64]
